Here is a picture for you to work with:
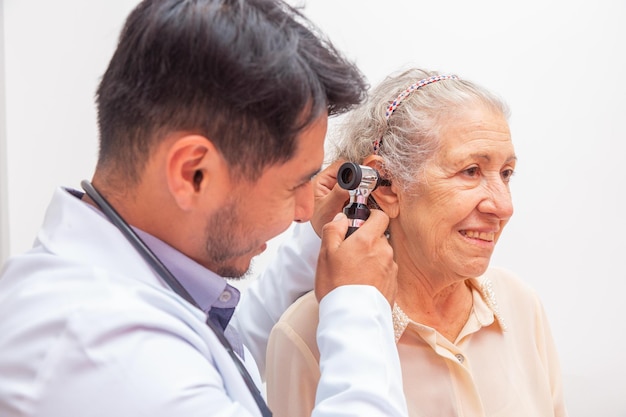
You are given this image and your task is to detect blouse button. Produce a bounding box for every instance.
[455,354,465,364]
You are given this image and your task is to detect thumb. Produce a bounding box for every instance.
[320,212,349,249]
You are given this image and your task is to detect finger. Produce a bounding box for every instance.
[322,159,346,179]
[315,160,345,190]
[325,183,350,210]
[311,181,350,237]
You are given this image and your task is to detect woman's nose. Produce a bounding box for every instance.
[478,178,514,220]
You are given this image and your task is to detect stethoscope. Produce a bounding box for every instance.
[80,180,272,417]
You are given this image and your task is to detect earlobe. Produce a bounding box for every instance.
[165,135,215,211]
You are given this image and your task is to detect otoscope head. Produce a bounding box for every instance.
[337,162,381,192]
[337,162,391,238]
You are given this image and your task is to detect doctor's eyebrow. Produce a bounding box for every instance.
[294,168,321,188]
[304,168,321,182]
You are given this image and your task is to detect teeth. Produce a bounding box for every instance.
[462,230,495,241]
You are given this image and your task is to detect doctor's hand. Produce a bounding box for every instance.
[310,160,350,237]
[315,209,398,306]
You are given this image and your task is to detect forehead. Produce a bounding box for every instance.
[290,114,327,165]
[260,114,327,180]
[437,106,512,159]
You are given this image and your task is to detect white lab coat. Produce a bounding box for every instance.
[0,187,407,417]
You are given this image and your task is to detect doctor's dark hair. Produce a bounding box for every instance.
[95,0,367,183]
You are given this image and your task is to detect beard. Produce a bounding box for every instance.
[203,196,259,279]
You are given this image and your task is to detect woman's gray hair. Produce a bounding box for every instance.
[330,68,510,193]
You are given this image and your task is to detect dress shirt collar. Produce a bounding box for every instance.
[392,276,508,343]
[132,230,245,358]
[132,228,241,315]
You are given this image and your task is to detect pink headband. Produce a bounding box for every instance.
[372,74,458,154]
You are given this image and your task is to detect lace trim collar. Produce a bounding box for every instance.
[391,277,507,343]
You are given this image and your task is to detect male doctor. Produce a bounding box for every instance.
[0,0,407,416]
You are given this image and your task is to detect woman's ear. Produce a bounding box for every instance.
[363,155,399,219]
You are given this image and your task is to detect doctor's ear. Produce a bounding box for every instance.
[166,134,225,210]
[362,156,400,219]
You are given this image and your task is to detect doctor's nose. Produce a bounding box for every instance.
[293,183,314,223]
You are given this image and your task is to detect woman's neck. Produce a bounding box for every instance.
[395,271,474,343]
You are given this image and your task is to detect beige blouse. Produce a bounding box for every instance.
[266,267,568,417]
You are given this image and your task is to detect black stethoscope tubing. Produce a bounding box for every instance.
[80,180,272,417]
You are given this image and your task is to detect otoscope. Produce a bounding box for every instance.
[337,162,389,238]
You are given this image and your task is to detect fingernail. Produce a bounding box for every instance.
[333,212,344,221]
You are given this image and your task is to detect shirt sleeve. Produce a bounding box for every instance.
[266,292,321,417]
[534,298,569,417]
[313,286,409,417]
[232,222,321,376]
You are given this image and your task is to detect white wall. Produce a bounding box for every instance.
[2,1,625,415]
[0,0,8,265]
[1,0,139,264]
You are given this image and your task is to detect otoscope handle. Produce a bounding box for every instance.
[343,202,370,238]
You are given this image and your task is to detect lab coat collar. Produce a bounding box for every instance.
[37,187,183,300]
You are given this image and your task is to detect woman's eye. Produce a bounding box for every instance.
[463,166,480,177]
[501,168,515,182]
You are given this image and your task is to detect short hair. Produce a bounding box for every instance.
[331,68,510,193]
[96,0,367,183]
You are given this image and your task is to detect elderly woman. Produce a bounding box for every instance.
[264,68,567,417]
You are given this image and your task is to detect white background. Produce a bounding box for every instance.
[1,1,625,415]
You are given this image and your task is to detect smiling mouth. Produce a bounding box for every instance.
[460,230,495,242]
